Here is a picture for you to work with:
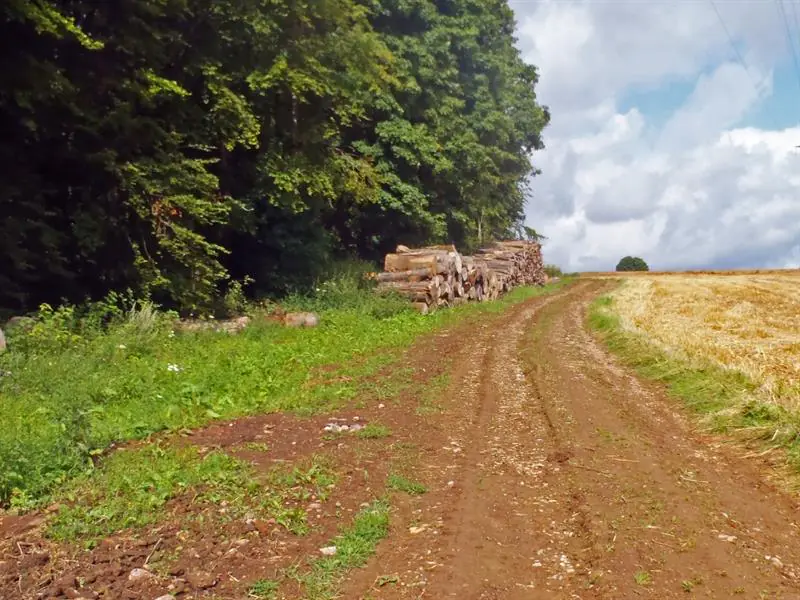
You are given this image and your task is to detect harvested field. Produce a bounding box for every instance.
[607,274,800,405]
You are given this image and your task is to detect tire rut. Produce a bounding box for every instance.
[341,281,800,600]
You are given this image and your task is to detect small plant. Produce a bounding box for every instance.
[356,423,392,439]
[387,473,427,495]
[294,499,390,599]
[248,578,280,599]
[243,441,270,452]
[681,575,703,592]
[634,571,652,586]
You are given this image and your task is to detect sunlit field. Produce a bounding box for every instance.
[604,272,800,407]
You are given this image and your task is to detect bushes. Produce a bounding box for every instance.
[0,272,416,507]
[615,256,649,272]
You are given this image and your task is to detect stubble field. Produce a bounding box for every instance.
[603,272,800,408]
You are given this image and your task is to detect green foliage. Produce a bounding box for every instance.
[296,499,390,599]
[615,256,650,272]
[356,423,393,439]
[544,264,563,278]
[387,473,427,495]
[248,579,280,599]
[46,446,336,542]
[0,279,569,507]
[1,0,548,314]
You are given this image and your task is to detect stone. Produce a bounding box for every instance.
[128,568,152,582]
[283,312,320,328]
[319,546,337,556]
[154,596,177,600]
[185,569,217,589]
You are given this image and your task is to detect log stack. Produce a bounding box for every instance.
[376,240,545,313]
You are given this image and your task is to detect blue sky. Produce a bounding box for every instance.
[513,0,800,271]
[746,61,800,130]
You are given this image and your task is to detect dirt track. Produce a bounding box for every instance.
[345,280,800,599]
[4,281,800,599]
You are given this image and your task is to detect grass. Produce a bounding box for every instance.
[248,578,280,599]
[606,275,800,405]
[356,423,392,439]
[417,372,450,415]
[589,292,800,479]
[47,446,336,542]
[294,499,391,600]
[0,278,571,508]
[386,473,427,495]
[634,570,652,586]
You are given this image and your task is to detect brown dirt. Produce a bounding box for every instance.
[342,280,800,599]
[4,281,800,599]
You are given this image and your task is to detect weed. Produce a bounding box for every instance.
[295,499,390,599]
[375,574,399,587]
[248,578,280,599]
[356,423,392,439]
[242,442,270,452]
[386,473,427,495]
[681,575,703,592]
[634,571,652,586]
[47,446,335,541]
[417,372,450,415]
[0,280,570,507]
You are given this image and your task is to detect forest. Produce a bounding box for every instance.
[1,0,549,315]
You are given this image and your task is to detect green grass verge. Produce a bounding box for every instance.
[0,279,572,507]
[47,446,335,543]
[293,499,390,600]
[589,294,800,475]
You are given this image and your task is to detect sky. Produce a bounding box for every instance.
[513,0,800,272]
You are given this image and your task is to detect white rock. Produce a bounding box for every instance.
[154,595,176,600]
[320,546,337,556]
[128,568,152,581]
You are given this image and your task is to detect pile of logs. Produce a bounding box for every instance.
[375,241,545,313]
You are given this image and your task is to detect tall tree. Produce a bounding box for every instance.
[0,0,549,313]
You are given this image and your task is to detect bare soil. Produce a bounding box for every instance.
[343,280,800,599]
[3,281,800,599]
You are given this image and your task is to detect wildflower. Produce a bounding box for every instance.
[167,363,182,373]
[168,331,175,338]
[118,344,127,349]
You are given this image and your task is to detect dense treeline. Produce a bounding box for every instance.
[1,0,549,314]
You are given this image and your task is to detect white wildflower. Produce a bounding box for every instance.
[167,363,182,373]
[118,344,127,349]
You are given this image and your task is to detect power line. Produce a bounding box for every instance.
[708,0,752,77]
[774,0,800,95]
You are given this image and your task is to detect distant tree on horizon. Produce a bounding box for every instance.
[615,256,649,272]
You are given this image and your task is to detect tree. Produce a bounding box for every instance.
[0,0,549,314]
[615,256,649,272]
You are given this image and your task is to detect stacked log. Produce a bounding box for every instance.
[376,240,545,312]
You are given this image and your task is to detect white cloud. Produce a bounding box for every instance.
[517,0,800,271]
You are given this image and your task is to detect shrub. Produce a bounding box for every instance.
[615,256,649,272]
